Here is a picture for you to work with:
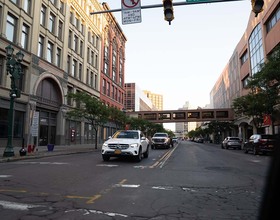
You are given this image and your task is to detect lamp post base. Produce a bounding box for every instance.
[3,146,15,157]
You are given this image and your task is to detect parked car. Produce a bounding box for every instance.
[101,130,149,162]
[221,137,242,150]
[243,134,276,155]
[172,137,178,144]
[151,132,171,149]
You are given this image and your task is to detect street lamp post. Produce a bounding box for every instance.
[3,45,24,157]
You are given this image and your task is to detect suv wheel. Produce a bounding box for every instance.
[143,145,149,158]
[102,155,110,161]
[135,147,142,162]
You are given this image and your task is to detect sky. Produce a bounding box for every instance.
[99,0,252,130]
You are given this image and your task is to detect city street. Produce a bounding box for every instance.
[0,141,272,220]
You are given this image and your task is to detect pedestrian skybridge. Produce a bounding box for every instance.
[126,108,234,123]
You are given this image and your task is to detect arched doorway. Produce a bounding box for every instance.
[36,77,62,146]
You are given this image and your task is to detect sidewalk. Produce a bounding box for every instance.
[0,144,102,163]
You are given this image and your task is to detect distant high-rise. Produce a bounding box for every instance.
[143,90,163,110]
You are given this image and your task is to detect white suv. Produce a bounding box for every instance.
[101,130,149,162]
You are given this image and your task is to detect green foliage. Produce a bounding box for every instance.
[66,92,110,149]
[108,107,127,129]
[66,92,109,128]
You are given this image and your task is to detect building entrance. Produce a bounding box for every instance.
[38,110,57,146]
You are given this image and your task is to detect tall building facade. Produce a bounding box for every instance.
[211,0,280,140]
[143,90,163,110]
[0,0,125,148]
[125,83,155,112]
[99,3,126,110]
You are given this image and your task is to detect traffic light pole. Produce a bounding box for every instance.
[90,0,245,15]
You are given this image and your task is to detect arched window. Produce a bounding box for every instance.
[249,24,264,76]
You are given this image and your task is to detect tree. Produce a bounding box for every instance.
[66,92,109,149]
[232,45,280,133]
[108,107,127,130]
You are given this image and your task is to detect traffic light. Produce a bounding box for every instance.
[163,0,174,25]
[251,0,264,17]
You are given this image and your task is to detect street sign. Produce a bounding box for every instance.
[31,111,39,137]
[121,0,142,25]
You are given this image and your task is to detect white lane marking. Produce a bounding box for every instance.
[0,175,12,178]
[96,164,119,167]
[15,162,68,165]
[182,187,197,192]
[152,186,173,190]
[66,208,128,218]
[114,184,140,188]
[133,165,147,169]
[0,200,45,211]
[250,159,261,163]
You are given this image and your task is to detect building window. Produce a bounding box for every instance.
[87,48,90,63]
[67,86,73,106]
[56,47,61,67]
[58,20,63,40]
[81,23,84,35]
[104,44,109,75]
[94,74,97,89]
[102,79,106,94]
[266,6,280,33]
[72,59,77,77]
[10,0,18,5]
[50,0,56,6]
[96,36,99,48]
[95,54,98,68]
[78,63,82,80]
[119,49,123,85]
[80,40,83,57]
[38,35,44,57]
[107,82,110,96]
[67,55,71,73]
[240,50,248,65]
[91,51,94,66]
[49,12,56,34]
[68,30,72,48]
[40,5,47,26]
[6,14,17,43]
[249,24,264,75]
[73,35,78,51]
[90,71,94,87]
[112,85,115,100]
[23,0,31,14]
[47,41,54,63]
[242,75,250,88]
[112,40,117,82]
[21,23,29,50]
[0,57,3,85]
[59,0,64,14]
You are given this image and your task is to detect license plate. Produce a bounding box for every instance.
[268,145,273,148]
[114,149,122,154]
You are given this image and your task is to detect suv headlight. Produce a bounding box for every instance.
[130,143,138,148]
[102,143,108,149]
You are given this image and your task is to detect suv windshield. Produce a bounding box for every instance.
[112,131,139,139]
[154,133,168,137]
[229,138,240,141]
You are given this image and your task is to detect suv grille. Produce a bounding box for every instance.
[108,144,129,149]
[153,138,165,143]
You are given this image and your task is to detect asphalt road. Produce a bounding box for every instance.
[0,141,272,219]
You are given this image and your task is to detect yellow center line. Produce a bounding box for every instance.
[150,145,177,168]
